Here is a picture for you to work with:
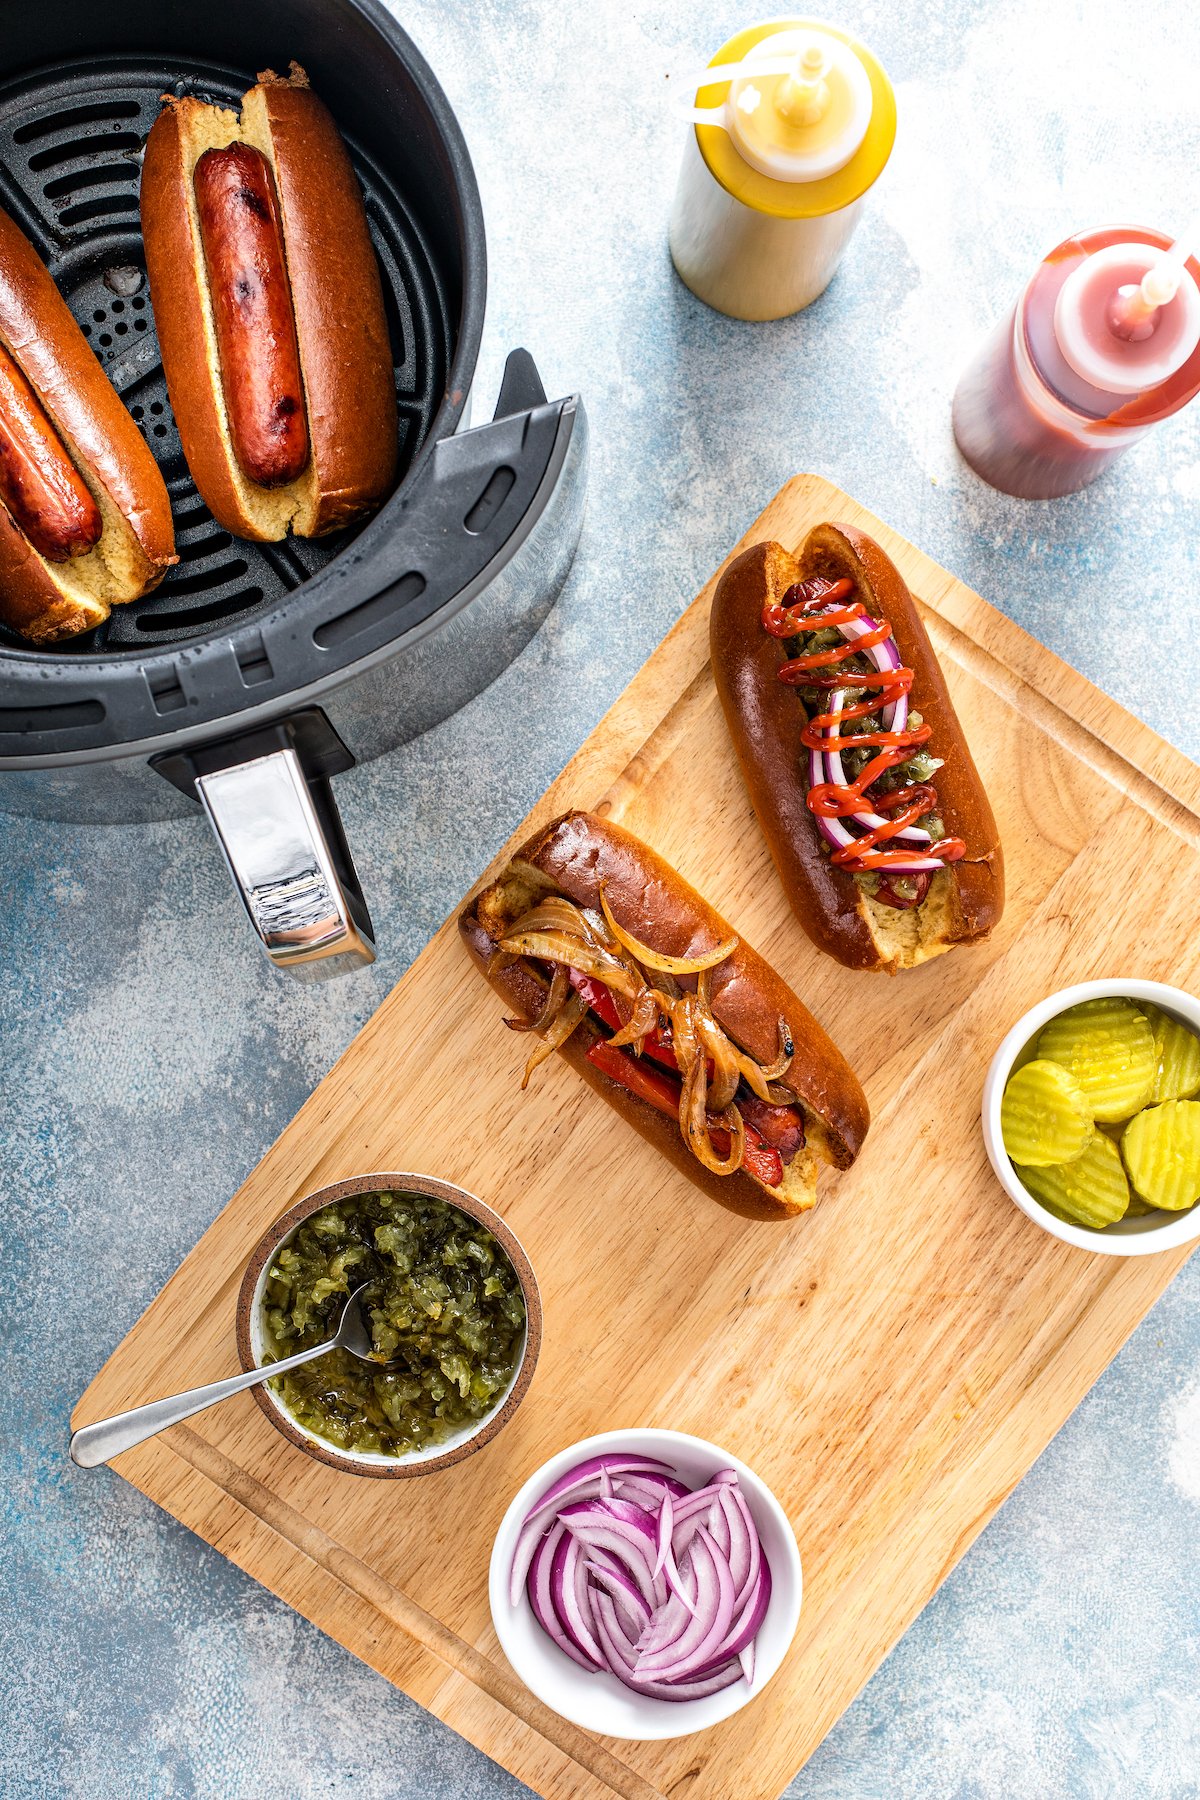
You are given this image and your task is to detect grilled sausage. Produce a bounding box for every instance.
[0,340,102,561]
[0,206,176,643]
[192,143,309,488]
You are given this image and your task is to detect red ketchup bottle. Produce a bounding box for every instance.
[952,225,1200,499]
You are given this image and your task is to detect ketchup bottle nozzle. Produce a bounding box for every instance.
[1108,212,1199,335]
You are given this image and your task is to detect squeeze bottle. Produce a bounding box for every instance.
[952,226,1200,498]
[668,19,896,321]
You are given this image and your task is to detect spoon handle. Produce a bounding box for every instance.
[68,1340,330,1469]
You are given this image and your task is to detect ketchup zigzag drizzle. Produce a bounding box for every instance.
[762,575,966,897]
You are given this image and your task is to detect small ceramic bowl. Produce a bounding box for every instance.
[489,1427,802,1741]
[236,1172,541,1476]
[982,979,1200,1257]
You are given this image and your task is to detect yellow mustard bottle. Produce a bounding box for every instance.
[669,18,896,321]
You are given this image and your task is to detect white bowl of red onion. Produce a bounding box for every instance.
[489,1427,802,1740]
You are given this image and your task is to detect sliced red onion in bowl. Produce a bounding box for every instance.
[586,1556,653,1638]
[550,1530,605,1667]
[508,1455,671,1604]
[528,1525,597,1671]
[531,1453,672,1509]
[668,1481,727,1523]
[511,1451,772,1701]
[634,1527,735,1679]
[613,1472,691,1507]
[652,1488,673,1579]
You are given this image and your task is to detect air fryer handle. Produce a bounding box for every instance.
[152,710,374,979]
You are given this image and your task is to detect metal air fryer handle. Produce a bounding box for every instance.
[197,747,374,976]
[152,709,375,978]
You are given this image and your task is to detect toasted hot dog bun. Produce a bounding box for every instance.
[0,208,176,644]
[711,525,1003,974]
[460,810,869,1221]
[141,62,397,543]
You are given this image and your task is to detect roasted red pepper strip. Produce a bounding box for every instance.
[569,970,680,1070]
[586,1039,786,1188]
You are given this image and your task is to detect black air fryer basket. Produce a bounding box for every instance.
[0,0,587,975]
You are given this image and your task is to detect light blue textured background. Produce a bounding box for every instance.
[3,1,1200,1796]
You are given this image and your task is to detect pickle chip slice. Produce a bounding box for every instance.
[1144,1003,1200,1104]
[1121,1100,1200,1212]
[1036,998,1156,1123]
[1000,1059,1094,1167]
[1015,1133,1130,1229]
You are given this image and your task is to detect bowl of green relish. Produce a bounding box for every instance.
[236,1173,541,1477]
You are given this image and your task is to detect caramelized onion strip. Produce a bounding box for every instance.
[508,898,613,948]
[498,930,628,985]
[694,1010,743,1113]
[681,1050,746,1176]
[520,991,588,1090]
[598,885,738,977]
[758,1017,796,1082]
[605,983,661,1050]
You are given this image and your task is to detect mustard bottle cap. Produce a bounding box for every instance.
[688,18,896,221]
[727,28,872,181]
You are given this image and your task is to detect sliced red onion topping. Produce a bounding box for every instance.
[801,608,948,869]
[512,1452,771,1700]
[824,687,930,848]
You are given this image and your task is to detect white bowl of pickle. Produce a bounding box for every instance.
[982,980,1200,1255]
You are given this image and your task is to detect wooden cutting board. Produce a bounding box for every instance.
[75,475,1200,1800]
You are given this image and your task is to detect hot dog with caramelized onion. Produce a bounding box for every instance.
[141,62,398,543]
[0,209,176,643]
[711,524,1003,974]
[460,810,869,1221]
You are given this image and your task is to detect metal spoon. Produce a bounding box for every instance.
[70,1283,380,1469]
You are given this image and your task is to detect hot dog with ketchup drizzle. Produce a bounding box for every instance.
[711,524,1003,973]
[763,573,967,907]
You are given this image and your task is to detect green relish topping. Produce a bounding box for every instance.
[261,1189,526,1457]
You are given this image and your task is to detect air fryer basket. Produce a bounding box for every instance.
[0,0,587,974]
[0,54,451,652]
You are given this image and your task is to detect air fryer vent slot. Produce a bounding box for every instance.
[0,54,452,655]
[30,132,141,169]
[12,100,140,143]
[464,464,516,535]
[0,697,104,732]
[313,572,426,650]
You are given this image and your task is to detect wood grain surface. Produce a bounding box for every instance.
[74,475,1200,1800]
